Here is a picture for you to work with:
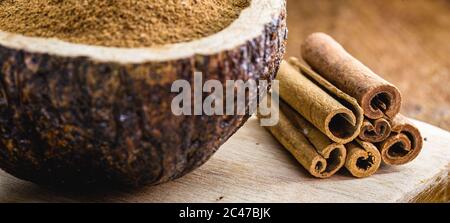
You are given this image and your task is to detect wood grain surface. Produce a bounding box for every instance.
[286,0,450,130]
[0,117,448,203]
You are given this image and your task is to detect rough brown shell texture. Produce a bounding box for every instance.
[0,9,287,187]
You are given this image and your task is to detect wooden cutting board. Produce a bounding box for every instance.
[0,116,449,203]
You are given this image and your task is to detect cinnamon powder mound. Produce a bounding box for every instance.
[0,0,250,48]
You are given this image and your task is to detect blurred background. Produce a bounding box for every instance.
[286,0,450,130]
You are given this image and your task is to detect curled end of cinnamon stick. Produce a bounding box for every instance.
[286,59,363,144]
[362,85,402,119]
[345,140,381,178]
[359,118,392,143]
[309,144,346,179]
[324,109,358,144]
[378,115,423,165]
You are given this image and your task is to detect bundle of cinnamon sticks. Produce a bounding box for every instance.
[259,33,423,178]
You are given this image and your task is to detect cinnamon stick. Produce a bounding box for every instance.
[258,96,346,178]
[301,32,402,119]
[277,60,363,144]
[359,118,392,143]
[279,100,347,178]
[377,114,423,165]
[345,140,381,178]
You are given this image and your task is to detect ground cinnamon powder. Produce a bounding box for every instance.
[0,0,250,48]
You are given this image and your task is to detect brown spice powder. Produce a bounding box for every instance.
[0,0,250,48]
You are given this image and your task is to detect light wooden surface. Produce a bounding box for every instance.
[0,116,448,203]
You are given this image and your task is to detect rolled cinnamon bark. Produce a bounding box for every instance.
[345,140,381,178]
[279,100,347,178]
[301,32,402,119]
[258,97,346,178]
[359,118,392,143]
[377,114,423,165]
[277,59,363,144]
